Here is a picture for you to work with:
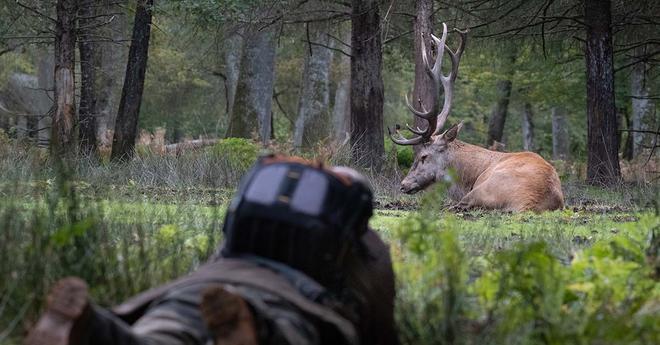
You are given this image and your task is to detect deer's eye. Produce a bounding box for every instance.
[421,154,428,163]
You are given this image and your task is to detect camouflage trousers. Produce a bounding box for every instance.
[79,282,320,345]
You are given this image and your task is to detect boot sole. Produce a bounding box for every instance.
[24,277,89,345]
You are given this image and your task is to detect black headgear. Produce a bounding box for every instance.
[221,155,373,286]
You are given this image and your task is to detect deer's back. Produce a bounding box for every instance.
[476,152,564,211]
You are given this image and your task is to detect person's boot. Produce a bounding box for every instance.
[201,285,259,345]
[25,277,91,345]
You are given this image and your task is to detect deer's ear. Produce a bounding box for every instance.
[444,121,464,142]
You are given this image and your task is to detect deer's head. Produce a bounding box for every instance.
[388,23,468,194]
[400,123,463,193]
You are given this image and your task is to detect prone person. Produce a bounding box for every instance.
[25,155,399,345]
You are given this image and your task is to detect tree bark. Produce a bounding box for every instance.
[37,48,54,148]
[552,106,569,160]
[584,0,620,185]
[52,0,78,155]
[350,0,384,169]
[111,0,153,161]
[621,107,634,160]
[294,22,335,150]
[332,25,351,142]
[521,102,534,151]
[95,0,128,142]
[223,28,244,123]
[412,0,433,155]
[631,45,656,157]
[225,25,277,145]
[78,1,98,156]
[486,79,512,147]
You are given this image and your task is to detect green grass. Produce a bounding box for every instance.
[0,148,658,344]
[373,208,649,259]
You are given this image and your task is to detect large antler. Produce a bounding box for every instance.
[388,23,468,146]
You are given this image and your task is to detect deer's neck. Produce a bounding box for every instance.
[447,140,505,189]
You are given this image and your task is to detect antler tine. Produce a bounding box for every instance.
[404,94,435,119]
[432,26,468,136]
[405,123,427,135]
[429,23,448,77]
[445,28,468,83]
[432,79,453,136]
[392,23,468,145]
[388,126,426,146]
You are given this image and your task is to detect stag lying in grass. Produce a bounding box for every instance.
[389,24,564,212]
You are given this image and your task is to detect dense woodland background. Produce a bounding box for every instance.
[0,0,657,182]
[0,1,659,344]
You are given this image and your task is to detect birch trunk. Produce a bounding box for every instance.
[294,22,335,150]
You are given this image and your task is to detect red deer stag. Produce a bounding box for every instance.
[389,24,564,212]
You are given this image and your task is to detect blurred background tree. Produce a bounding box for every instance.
[0,0,656,173]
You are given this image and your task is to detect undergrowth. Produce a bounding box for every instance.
[393,185,659,345]
[0,144,658,344]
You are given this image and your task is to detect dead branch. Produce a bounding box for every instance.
[164,139,219,154]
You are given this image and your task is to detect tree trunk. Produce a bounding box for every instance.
[486,79,512,147]
[95,0,129,143]
[37,48,54,148]
[412,0,433,155]
[52,0,78,155]
[631,45,656,157]
[350,0,384,169]
[225,25,277,145]
[78,1,98,156]
[552,106,569,160]
[294,22,335,150]
[223,28,244,124]
[111,0,153,161]
[621,107,634,160]
[332,25,351,142]
[584,0,620,185]
[521,102,534,151]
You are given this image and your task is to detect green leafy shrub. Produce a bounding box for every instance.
[0,129,9,146]
[385,139,414,169]
[212,138,260,169]
[395,208,660,345]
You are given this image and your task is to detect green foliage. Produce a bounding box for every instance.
[139,15,220,140]
[0,128,9,146]
[0,174,223,343]
[384,139,414,169]
[0,148,657,344]
[211,137,259,168]
[395,193,660,345]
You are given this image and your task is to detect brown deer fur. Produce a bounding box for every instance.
[390,25,564,212]
[401,124,564,212]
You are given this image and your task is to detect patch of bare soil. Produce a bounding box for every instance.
[375,199,418,211]
[454,212,484,221]
[570,204,631,213]
[611,214,639,223]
